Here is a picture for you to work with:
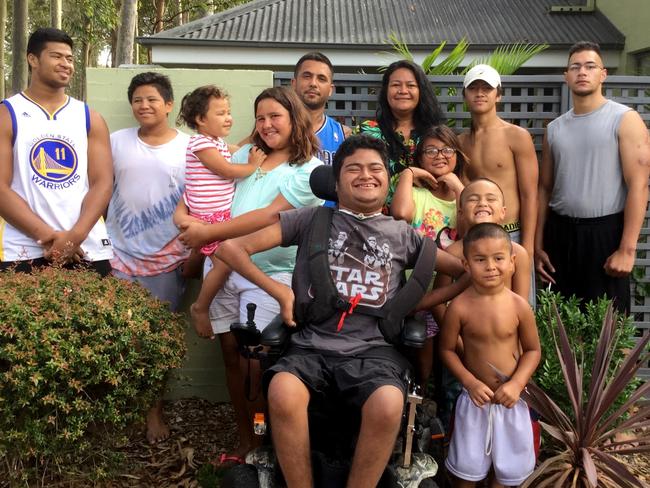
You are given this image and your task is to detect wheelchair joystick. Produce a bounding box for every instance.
[230,302,262,353]
[246,302,256,326]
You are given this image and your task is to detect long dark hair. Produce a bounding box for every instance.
[251,87,319,165]
[377,60,444,163]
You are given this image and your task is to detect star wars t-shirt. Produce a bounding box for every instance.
[280,206,428,355]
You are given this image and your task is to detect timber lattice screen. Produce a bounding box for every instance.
[276,72,650,378]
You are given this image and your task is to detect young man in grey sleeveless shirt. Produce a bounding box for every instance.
[535,41,650,313]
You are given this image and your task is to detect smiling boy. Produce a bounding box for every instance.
[440,223,540,488]
[105,72,190,443]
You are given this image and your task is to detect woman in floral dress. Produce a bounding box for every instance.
[357,60,444,203]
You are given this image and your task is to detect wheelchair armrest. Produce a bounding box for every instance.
[260,314,291,348]
[400,316,427,349]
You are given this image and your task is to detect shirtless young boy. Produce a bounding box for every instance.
[440,223,540,487]
[459,65,538,258]
[432,178,531,306]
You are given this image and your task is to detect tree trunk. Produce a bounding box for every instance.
[0,0,6,98]
[154,0,165,33]
[173,0,182,26]
[50,0,62,29]
[115,0,137,66]
[11,0,28,95]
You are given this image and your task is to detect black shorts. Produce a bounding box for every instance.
[0,258,112,277]
[544,211,629,313]
[263,346,410,410]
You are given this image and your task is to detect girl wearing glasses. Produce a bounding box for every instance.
[391,125,467,250]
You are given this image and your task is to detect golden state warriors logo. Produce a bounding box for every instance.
[30,138,78,183]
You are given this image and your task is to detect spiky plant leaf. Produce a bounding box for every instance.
[519,452,573,487]
[522,298,649,486]
[582,447,598,487]
[591,449,645,487]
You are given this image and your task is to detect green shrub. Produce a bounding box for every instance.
[0,267,186,481]
[534,290,639,421]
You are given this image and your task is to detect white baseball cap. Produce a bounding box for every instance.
[463,64,502,88]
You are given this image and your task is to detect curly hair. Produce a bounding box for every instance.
[177,85,228,131]
[415,125,469,177]
[376,60,444,163]
[250,87,319,165]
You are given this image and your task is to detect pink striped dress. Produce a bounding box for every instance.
[184,134,235,255]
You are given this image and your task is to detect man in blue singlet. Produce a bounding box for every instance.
[291,52,351,165]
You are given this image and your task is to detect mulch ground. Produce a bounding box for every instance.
[111,398,650,488]
[8,397,649,487]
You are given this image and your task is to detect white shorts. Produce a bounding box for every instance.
[204,260,292,335]
[446,389,535,486]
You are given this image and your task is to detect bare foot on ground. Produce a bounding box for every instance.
[146,400,170,444]
[191,303,214,338]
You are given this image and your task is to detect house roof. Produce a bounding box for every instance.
[139,0,625,49]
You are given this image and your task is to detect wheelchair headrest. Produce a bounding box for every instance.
[309,165,338,203]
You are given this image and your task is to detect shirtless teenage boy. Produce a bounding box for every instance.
[440,223,540,487]
[459,65,538,258]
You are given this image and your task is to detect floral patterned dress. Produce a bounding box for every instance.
[356,120,419,203]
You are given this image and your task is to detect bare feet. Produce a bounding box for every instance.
[191,303,214,338]
[146,400,170,444]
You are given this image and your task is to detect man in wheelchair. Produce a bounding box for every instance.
[216,135,466,487]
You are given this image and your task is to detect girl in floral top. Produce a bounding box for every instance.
[357,60,444,202]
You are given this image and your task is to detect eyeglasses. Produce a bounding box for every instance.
[423,147,456,158]
[567,62,602,73]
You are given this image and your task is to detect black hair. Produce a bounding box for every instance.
[376,60,443,164]
[27,28,74,57]
[294,52,334,79]
[127,72,174,103]
[415,125,469,177]
[332,134,389,181]
[568,41,602,61]
[177,85,228,131]
[459,177,505,207]
[463,222,512,258]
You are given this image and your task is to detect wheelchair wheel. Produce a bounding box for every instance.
[220,463,260,488]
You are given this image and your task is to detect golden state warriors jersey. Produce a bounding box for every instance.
[0,93,113,262]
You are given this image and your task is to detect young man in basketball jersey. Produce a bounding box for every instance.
[291,52,351,165]
[0,27,113,274]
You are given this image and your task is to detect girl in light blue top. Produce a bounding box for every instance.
[178,86,323,464]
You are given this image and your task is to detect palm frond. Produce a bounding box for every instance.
[470,42,549,75]
[420,41,447,74]
[427,39,469,75]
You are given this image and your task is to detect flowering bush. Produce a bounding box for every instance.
[0,267,186,480]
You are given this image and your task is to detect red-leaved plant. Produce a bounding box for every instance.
[520,302,650,487]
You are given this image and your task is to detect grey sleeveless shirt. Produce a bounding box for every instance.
[547,100,631,218]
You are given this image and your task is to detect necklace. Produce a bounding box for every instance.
[339,208,383,220]
[254,167,268,181]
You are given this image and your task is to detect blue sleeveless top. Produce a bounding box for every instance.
[315,115,345,166]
